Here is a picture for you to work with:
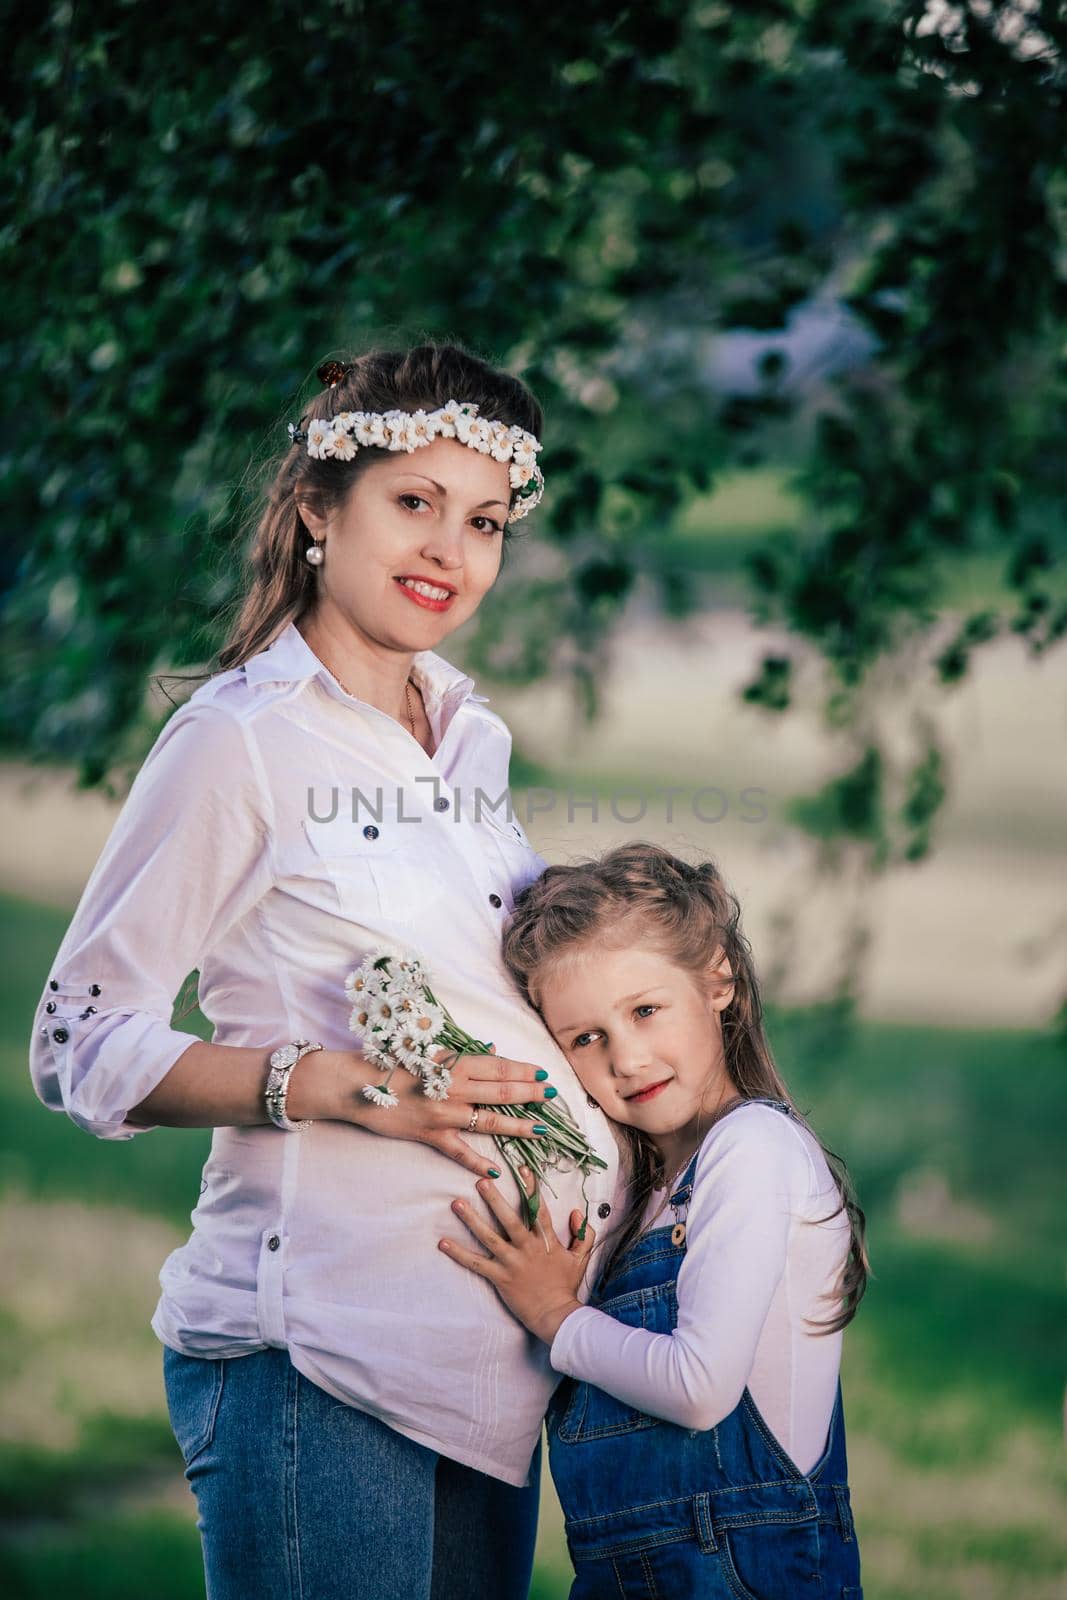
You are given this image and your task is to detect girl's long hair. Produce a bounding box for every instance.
[157,339,544,696]
[501,839,869,1333]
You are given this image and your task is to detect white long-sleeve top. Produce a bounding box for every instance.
[549,1101,851,1475]
[29,618,624,1487]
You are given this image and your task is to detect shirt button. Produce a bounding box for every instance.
[52,1028,70,1044]
[489,893,502,908]
[89,983,102,996]
[267,1234,280,1251]
[45,1001,56,1014]
[597,1202,612,1219]
[49,980,59,991]
[434,796,450,811]
[363,825,379,840]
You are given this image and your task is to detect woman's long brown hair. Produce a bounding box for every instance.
[501,839,869,1333]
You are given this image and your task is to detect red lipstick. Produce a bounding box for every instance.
[626,1079,672,1104]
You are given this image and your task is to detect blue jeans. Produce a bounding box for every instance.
[163,1343,541,1599]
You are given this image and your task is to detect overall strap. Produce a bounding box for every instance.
[668,1147,700,1209]
[666,1098,796,1222]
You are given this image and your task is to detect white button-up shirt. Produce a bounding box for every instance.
[29,618,625,1486]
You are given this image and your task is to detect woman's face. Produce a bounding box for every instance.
[537,940,735,1154]
[299,435,512,651]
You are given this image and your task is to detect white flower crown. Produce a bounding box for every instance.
[287,398,545,523]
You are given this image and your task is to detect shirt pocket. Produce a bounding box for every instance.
[302,804,449,927]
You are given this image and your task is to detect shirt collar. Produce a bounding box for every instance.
[241,617,488,710]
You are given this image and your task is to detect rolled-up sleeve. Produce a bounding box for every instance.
[29,699,275,1140]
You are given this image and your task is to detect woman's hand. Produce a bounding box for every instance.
[438,1166,598,1345]
[320,1045,558,1180]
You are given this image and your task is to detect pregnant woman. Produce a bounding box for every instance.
[28,342,624,1600]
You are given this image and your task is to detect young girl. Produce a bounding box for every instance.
[439,840,867,1600]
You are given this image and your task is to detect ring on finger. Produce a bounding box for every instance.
[467,1106,480,1133]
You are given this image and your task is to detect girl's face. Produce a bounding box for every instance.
[538,939,736,1165]
[299,435,511,651]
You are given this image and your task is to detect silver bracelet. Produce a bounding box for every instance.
[265,1039,324,1131]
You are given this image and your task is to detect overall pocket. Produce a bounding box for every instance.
[717,1518,822,1600]
[554,1281,678,1443]
[163,1347,227,1469]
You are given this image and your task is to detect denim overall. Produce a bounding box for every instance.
[546,1098,863,1600]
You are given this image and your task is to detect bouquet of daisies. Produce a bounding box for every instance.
[344,948,608,1231]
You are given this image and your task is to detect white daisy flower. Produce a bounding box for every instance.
[407,409,434,445]
[400,416,424,452]
[389,990,425,1021]
[422,1068,453,1101]
[393,1036,432,1075]
[391,964,426,993]
[330,430,359,461]
[367,992,398,1029]
[361,1082,399,1108]
[347,1004,373,1036]
[362,1039,396,1073]
[409,999,445,1038]
[344,966,381,1002]
[489,423,514,463]
[307,419,335,459]
[356,415,387,447]
[404,1026,441,1060]
[433,401,462,437]
[455,415,492,453]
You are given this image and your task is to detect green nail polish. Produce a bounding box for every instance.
[488,1167,501,1178]
[535,1069,549,1081]
[543,1085,558,1098]
[533,1124,549,1135]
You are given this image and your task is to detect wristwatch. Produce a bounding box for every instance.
[265,1038,324,1131]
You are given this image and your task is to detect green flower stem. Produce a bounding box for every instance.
[425,1008,605,1233]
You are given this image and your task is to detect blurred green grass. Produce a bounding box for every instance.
[3,889,1065,1598]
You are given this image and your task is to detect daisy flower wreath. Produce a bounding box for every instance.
[344,949,607,1231]
[287,399,546,523]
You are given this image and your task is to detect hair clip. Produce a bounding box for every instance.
[317,359,353,389]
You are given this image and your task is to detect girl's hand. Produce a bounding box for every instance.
[439,1166,598,1345]
[335,1045,557,1181]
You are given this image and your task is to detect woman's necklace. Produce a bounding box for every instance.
[324,663,419,737]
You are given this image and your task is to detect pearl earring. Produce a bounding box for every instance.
[586,1093,600,1109]
[305,541,325,567]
